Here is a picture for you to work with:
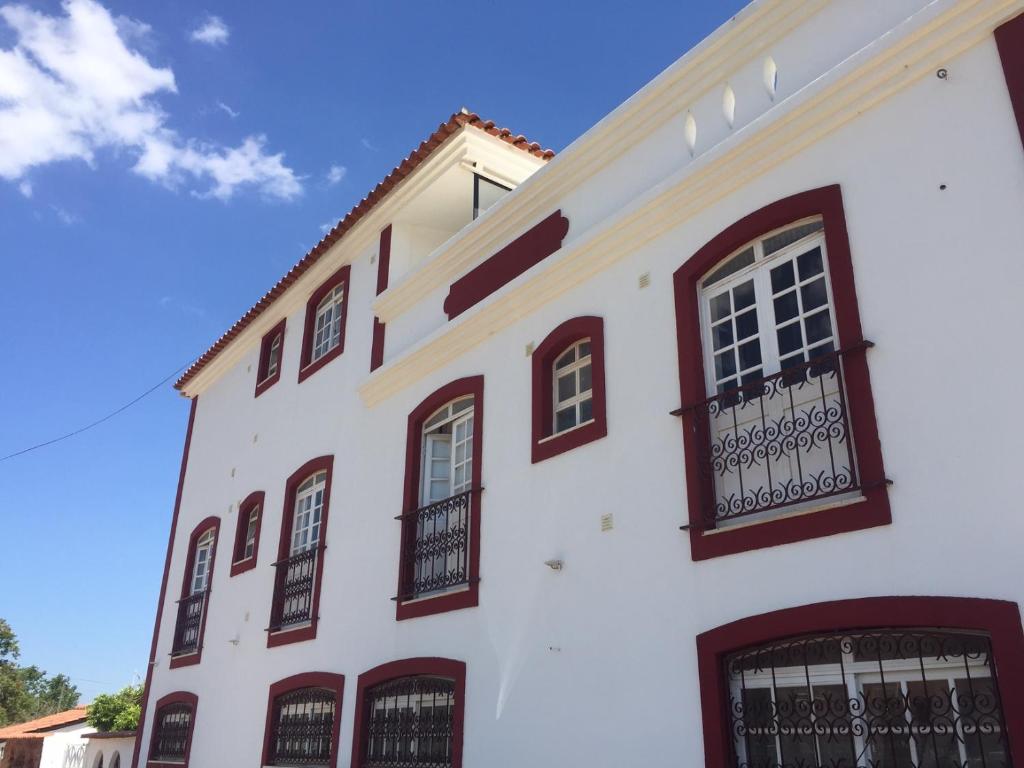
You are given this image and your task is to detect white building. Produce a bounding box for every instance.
[132,1,1024,766]
[0,708,92,768]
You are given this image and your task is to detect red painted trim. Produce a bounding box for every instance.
[131,397,197,768]
[370,225,392,372]
[696,596,1024,768]
[261,672,344,768]
[531,316,608,463]
[168,516,220,669]
[146,691,198,768]
[297,265,351,383]
[673,185,890,560]
[996,13,1024,152]
[254,318,286,398]
[396,377,483,620]
[267,455,334,647]
[229,491,265,577]
[443,211,569,320]
[349,658,466,768]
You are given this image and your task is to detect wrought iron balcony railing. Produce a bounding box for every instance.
[396,489,475,602]
[269,547,319,632]
[170,591,206,657]
[677,345,869,529]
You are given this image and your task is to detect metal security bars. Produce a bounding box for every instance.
[150,704,192,762]
[269,548,318,631]
[270,687,336,766]
[725,629,1012,768]
[678,345,868,529]
[396,490,473,601]
[170,592,205,657]
[363,676,455,767]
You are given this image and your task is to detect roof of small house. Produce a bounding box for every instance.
[0,707,90,739]
[173,109,554,392]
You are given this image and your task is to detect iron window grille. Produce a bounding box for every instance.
[362,676,455,767]
[149,703,192,762]
[725,629,1011,768]
[269,547,319,631]
[396,490,475,601]
[170,591,206,657]
[269,687,337,767]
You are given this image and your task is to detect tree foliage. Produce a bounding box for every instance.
[0,618,81,726]
[86,685,143,732]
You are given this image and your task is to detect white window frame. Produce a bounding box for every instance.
[291,471,327,555]
[698,218,839,397]
[262,332,282,382]
[190,529,215,595]
[311,284,345,362]
[552,338,593,434]
[242,506,259,561]
[420,397,474,506]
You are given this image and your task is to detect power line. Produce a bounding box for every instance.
[0,363,189,463]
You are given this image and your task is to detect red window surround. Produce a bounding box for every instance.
[696,596,1024,768]
[229,491,264,577]
[996,12,1024,151]
[673,185,890,561]
[397,377,483,621]
[298,264,351,383]
[261,672,345,768]
[168,516,219,670]
[267,455,334,648]
[370,224,392,372]
[531,316,608,463]
[147,691,198,768]
[349,658,466,768]
[255,318,286,397]
[133,397,197,768]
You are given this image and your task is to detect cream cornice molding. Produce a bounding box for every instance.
[359,0,1022,407]
[372,0,832,323]
[179,128,542,397]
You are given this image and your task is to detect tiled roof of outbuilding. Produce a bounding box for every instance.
[0,707,89,739]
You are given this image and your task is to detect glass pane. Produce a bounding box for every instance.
[780,352,805,370]
[555,408,576,432]
[715,351,737,380]
[762,219,823,256]
[703,245,755,287]
[578,341,591,358]
[452,397,473,414]
[797,246,824,280]
[430,439,451,460]
[580,397,593,422]
[771,261,795,293]
[475,175,509,216]
[777,322,803,355]
[557,373,576,402]
[712,320,733,351]
[738,339,762,371]
[733,280,756,311]
[430,460,448,480]
[804,309,833,344]
[579,363,592,393]
[735,309,759,341]
[710,292,732,323]
[555,347,576,369]
[717,378,738,394]
[773,291,799,323]
[801,276,828,311]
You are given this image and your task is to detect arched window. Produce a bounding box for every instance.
[255,318,287,397]
[92,752,103,768]
[397,378,483,620]
[170,518,219,666]
[531,317,607,463]
[148,692,197,767]
[673,186,889,560]
[298,265,351,383]
[696,597,1024,768]
[230,491,264,577]
[268,457,334,647]
[352,660,466,768]
[261,673,343,768]
[108,752,120,768]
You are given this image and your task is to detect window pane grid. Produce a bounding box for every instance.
[364,677,455,768]
[150,704,191,762]
[312,285,345,362]
[292,473,327,556]
[271,688,336,766]
[552,339,594,433]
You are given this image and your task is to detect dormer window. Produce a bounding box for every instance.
[472,173,511,219]
[298,266,351,383]
[255,319,286,397]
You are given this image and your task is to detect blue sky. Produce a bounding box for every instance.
[0,0,745,702]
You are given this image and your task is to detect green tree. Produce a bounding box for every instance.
[86,685,143,732]
[0,619,81,726]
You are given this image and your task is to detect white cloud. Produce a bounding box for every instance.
[0,0,301,201]
[189,15,228,46]
[360,137,376,151]
[51,204,79,224]
[17,179,31,197]
[216,100,238,118]
[325,164,346,185]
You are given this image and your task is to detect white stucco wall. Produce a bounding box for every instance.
[39,724,93,768]
[82,736,132,768]
[138,1,1024,766]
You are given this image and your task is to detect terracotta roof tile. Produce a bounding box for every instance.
[174,110,553,391]
[0,707,89,739]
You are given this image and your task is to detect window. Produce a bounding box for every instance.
[147,692,197,767]
[397,378,483,620]
[268,457,333,647]
[230,491,264,577]
[255,319,286,397]
[262,673,344,768]
[351,659,466,768]
[109,753,120,768]
[531,316,608,463]
[298,265,351,383]
[673,186,889,560]
[93,754,104,768]
[170,518,219,667]
[696,597,1024,768]
[472,173,511,219]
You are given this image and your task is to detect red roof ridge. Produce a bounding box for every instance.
[0,707,90,739]
[173,110,553,391]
